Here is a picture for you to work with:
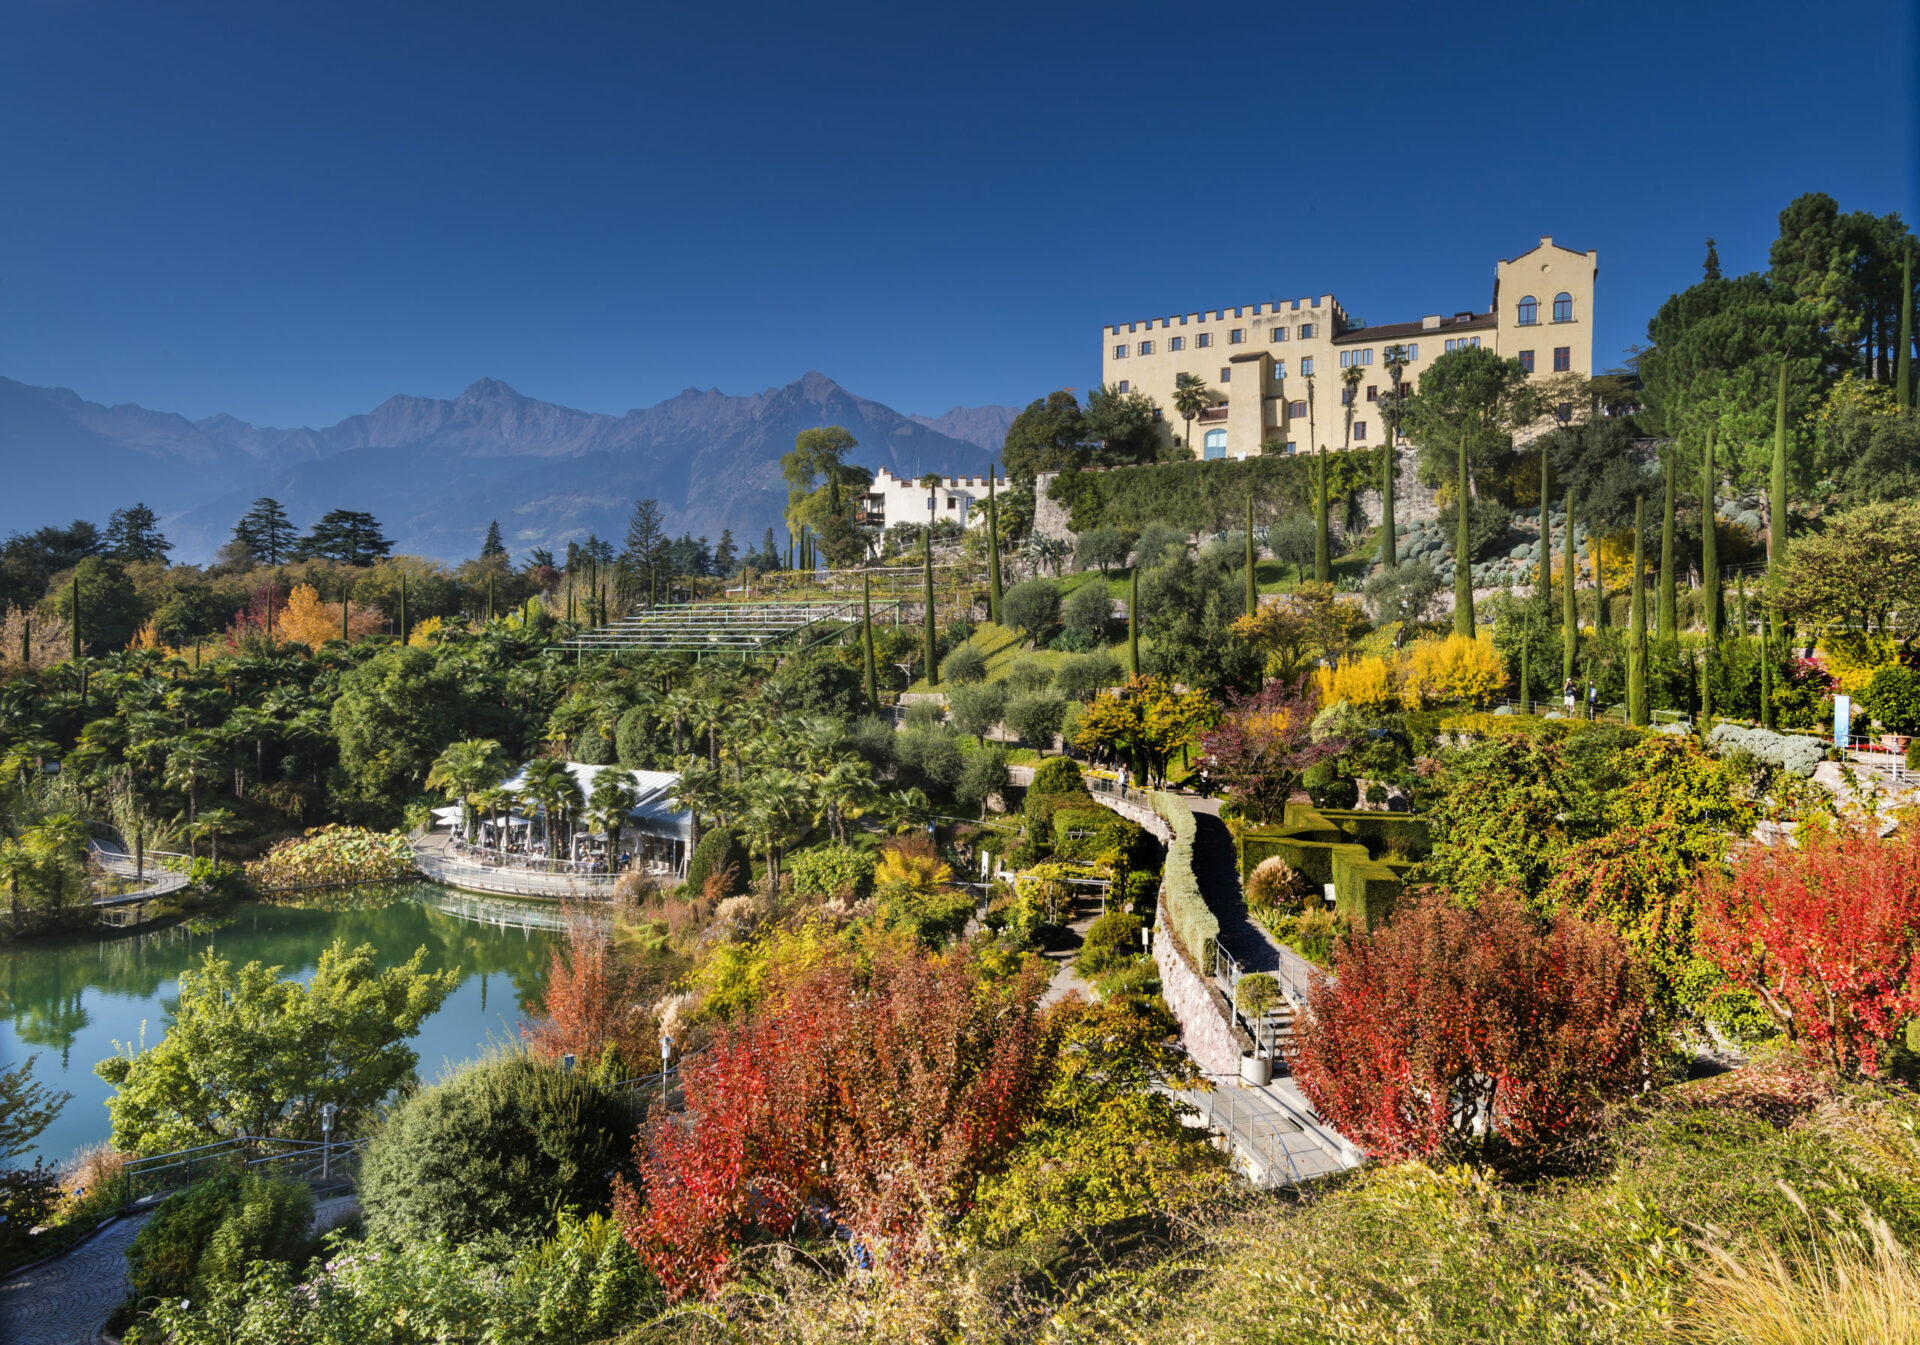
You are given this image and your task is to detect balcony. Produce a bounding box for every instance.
[1197,405,1230,423]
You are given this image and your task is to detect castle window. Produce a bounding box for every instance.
[1556,402,1573,424]
[1271,326,1289,341]
[1197,331,1214,348]
[1406,343,1418,360]
[1354,422,1368,440]
[1517,295,1539,325]
[1220,367,1231,382]
[1361,349,1373,365]
[1229,328,1246,344]
[1203,429,1228,459]
[1552,292,1574,322]
[1113,344,1128,359]
[1554,346,1571,372]
[1169,336,1185,351]
[1274,362,1286,381]
[1138,340,1153,355]
[1518,350,1535,373]
[1298,322,1316,338]
[1365,385,1378,401]
[1301,357,1314,376]
[1118,380,1130,393]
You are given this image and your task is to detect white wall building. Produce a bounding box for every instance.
[864,468,1003,531]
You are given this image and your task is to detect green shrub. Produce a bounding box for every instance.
[1245,855,1303,909]
[1003,579,1062,645]
[684,827,746,896]
[1075,910,1144,979]
[788,843,877,899]
[957,743,1011,812]
[126,1171,314,1309]
[1005,658,1056,696]
[572,726,614,766]
[1861,664,1920,735]
[1301,761,1358,809]
[1026,754,1088,800]
[359,1054,632,1251]
[1235,972,1280,1020]
[614,706,655,769]
[1094,957,1161,1003]
[1004,691,1067,748]
[942,643,989,685]
[903,699,948,729]
[1062,581,1113,641]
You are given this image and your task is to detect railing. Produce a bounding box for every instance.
[411,845,625,899]
[87,841,194,909]
[111,1135,367,1212]
[1185,1083,1305,1188]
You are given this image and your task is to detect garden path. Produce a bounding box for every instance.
[1184,797,1282,976]
[1039,901,1100,1006]
[0,1196,357,1345]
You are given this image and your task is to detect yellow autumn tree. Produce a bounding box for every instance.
[1312,655,1397,710]
[279,583,385,650]
[1398,634,1507,710]
[407,615,445,648]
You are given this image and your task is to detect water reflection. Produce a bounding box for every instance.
[0,883,557,1167]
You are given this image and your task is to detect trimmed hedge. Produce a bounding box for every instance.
[684,827,747,896]
[1237,803,1428,931]
[1154,792,1219,969]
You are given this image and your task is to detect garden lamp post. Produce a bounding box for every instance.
[660,1035,673,1114]
[320,1102,337,1180]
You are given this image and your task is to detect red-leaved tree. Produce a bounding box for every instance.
[523,908,656,1076]
[1697,823,1920,1078]
[1198,679,1343,823]
[1288,887,1657,1164]
[614,937,1049,1297]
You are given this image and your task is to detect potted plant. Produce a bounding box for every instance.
[1236,972,1281,1086]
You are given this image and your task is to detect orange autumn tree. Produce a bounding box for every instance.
[279,582,384,649]
[524,908,658,1076]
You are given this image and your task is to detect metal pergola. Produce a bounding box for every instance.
[557,600,904,655]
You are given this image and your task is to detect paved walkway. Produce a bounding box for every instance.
[1186,797,1280,975]
[0,1196,357,1345]
[1039,898,1101,1006]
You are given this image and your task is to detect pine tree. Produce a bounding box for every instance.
[104,503,172,563]
[1453,430,1473,636]
[294,509,391,566]
[481,520,506,558]
[760,528,777,572]
[714,529,738,577]
[1562,490,1577,684]
[1658,452,1677,639]
[232,497,296,565]
[1629,496,1648,726]
[622,500,670,598]
[1897,240,1913,413]
[1769,360,1789,644]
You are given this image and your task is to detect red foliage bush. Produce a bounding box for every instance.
[1288,887,1657,1164]
[1697,824,1920,1078]
[1197,680,1342,823]
[614,937,1049,1297]
[523,909,656,1075]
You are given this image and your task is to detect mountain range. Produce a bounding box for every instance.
[0,372,1020,564]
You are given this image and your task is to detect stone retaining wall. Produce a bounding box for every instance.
[1154,907,1240,1076]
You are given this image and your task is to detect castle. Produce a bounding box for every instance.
[862,468,1003,531]
[1100,237,1598,461]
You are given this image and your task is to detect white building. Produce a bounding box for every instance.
[863,468,1003,531]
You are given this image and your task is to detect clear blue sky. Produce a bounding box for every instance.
[2,1,1914,429]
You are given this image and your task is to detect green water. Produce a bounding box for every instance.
[1,884,557,1168]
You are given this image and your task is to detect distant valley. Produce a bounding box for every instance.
[0,372,1018,564]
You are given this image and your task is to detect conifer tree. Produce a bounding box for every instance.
[232,497,296,565]
[987,473,1003,624]
[1659,452,1677,638]
[481,520,506,559]
[862,572,878,709]
[1244,490,1257,616]
[1537,448,1551,602]
[1128,568,1140,678]
[1760,618,1775,729]
[1702,429,1720,641]
[1898,240,1913,413]
[1314,447,1330,582]
[1453,431,1473,636]
[922,526,937,688]
[1562,490,1577,683]
[1769,360,1789,644]
[398,572,409,642]
[1629,496,1648,726]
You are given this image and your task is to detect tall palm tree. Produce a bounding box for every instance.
[742,769,809,890]
[517,758,577,853]
[427,739,509,841]
[587,771,638,858]
[1340,363,1365,450]
[163,733,223,824]
[0,840,34,928]
[191,807,238,867]
[1379,345,1411,569]
[1171,373,1212,458]
[29,814,87,911]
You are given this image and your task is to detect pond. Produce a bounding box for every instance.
[1,884,559,1168]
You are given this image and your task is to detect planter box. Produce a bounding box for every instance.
[1240,1054,1273,1087]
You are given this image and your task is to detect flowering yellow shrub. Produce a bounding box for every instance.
[1398,634,1507,710]
[1819,631,1898,697]
[407,615,446,647]
[1313,656,1397,709]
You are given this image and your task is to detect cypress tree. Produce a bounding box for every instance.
[1736,571,1749,638]
[1702,428,1720,641]
[987,472,1003,624]
[1699,645,1714,744]
[70,574,81,664]
[1562,489,1577,684]
[786,531,793,572]
[1897,240,1913,413]
[20,616,29,668]
[341,582,351,643]
[1769,359,1790,644]
[862,572,877,709]
[1659,452,1677,638]
[588,557,598,623]
[1520,639,1531,716]
[1760,617,1775,729]
[1629,495,1647,726]
[922,525,937,687]
[399,572,409,642]
[1244,489,1257,616]
[486,572,495,623]
[1128,568,1140,678]
[266,575,275,641]
[1380,440,1397,570]
[1453,430,1473,636]
[1537,448,1551,602]
[1313,447,1330,582]
[1593,535,1607,631]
